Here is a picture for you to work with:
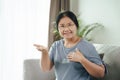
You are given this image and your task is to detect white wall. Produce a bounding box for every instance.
[70,0,120,45]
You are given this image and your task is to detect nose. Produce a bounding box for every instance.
[64,26,69,30]
[64,26,70,31]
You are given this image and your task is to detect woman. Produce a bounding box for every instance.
[34,11,105,80]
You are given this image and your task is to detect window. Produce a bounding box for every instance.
[0,0,50,80]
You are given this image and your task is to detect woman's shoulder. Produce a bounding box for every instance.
[78,39,96,53]
[80,38,94,48]
[51,39,63,47]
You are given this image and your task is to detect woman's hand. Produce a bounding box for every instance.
[33,44,48,53]
[34,44,53,71]
[67,48,85,63]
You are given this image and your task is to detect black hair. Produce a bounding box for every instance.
[56,11,79,30]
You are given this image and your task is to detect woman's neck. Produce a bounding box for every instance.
[64,36,81,48]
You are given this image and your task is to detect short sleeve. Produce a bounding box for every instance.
[49,42,56,64]
[88,45,103,65]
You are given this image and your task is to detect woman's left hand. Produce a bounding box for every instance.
[67,48,85,63]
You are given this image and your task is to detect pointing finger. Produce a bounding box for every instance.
[33,44,39,46]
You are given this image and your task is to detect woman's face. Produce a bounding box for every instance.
[58,16,78,39]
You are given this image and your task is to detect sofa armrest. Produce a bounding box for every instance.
[23,59,55,80]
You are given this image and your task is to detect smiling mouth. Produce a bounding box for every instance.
[63,32,72,35]
[64,31,72,34]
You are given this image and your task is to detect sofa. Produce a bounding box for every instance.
[94,44,120,80]
[23,44,120,80]
[23,59,55,80]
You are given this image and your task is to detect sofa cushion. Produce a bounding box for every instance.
[102,46,120,80]
[94,44,120,80]
[23,59,55,80]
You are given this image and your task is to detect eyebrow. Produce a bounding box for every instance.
[59,22,73,25]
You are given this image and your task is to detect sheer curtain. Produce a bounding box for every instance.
[0,0,50,80]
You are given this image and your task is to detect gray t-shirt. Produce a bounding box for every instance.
[49,38,103,80]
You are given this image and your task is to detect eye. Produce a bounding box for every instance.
[58,24,65,29]
[68,23,74,27]
[59,25,64,28]
[69,24,72,26]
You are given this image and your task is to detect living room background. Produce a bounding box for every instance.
[1,0,120,80]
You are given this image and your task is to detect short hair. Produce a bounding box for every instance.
[56,11,79,30]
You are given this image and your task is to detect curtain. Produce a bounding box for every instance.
[48,0,70,48]
[0,0,50,80]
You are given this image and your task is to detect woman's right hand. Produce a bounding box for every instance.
[33,44,48,53]
[34,44,53,71]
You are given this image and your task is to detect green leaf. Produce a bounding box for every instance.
[84,23,104,37]
[78,25,90,37]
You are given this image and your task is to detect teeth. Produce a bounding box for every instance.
[64,32,72,34]
[63,31,72,34]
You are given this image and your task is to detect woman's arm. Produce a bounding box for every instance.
[34,44,54,72]
[67,48,105,78]
[40,50,54,71]
[80,57,105,78]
